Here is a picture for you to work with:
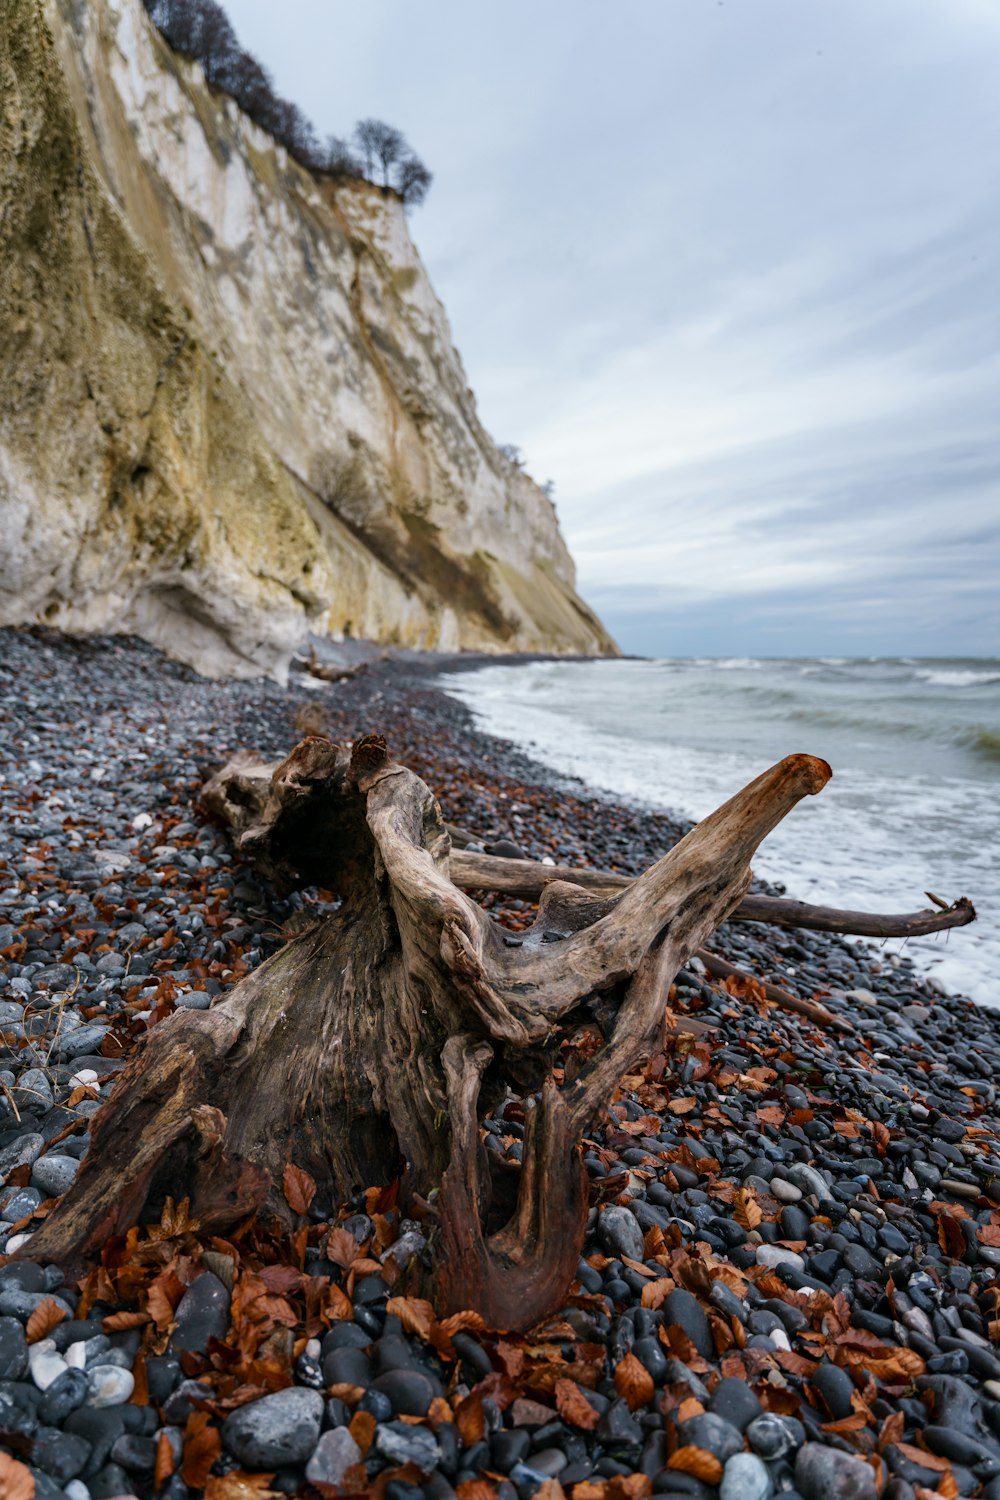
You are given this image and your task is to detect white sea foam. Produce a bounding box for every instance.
[441,656,1000,1005]
[915,668,1000,688]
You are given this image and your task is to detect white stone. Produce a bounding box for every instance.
[66,1341,89,1370]
[131,813,153,830]
[756,1246,805,1272]
[721,1452,772,1500]
[86,1364,135,1407]
[5,1232,34,1254]
[29,1339,68,1390]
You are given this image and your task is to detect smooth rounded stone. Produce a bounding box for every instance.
[633,1335,669,1383]
[756,1245,805,1272]
[746,1413,804,1461]
[305,1427,363,1487]
[677,1413,743,1463]
[710,1282,748,1324]
[785,1164,834,1203]
[354,1393,392,1430]
[111,1432,158,1473]
[492,1429,531,1470]
[223,1387,324,1467]
[29,1339,69,1391]
[323,1346,371,1387]
[168,1272,230,1354]
[374,1420,440,1470]
[795,1442,877,1500]
[371,1368,439,1417]
[708,1377,763,1433]
[12,1069,53,1112]
[32,1427,92,1483]
[779,1205,811,1241]
[813,1362,855,1421]
[530,1449,569,1477]
[85,1365,134,1407]
[322,1322,372,1355]
[770,1178,803,1204]
[663,1288,715,1360]
[0,1315,28,1380]
[0,1261,47,1296]
[30,1154,80,1197]
[372,1334,417,1375]
[0,1288,72,1323]
[721,1452,772,1500]
[0,1133,44,1175]
[941,1179,980,1199]
[175,990,211,1009]
[38,1368,89,1424]
[598,1205,645,1263]
[923,1425,1000,1469]
[1,1187,44,1223]
[843,1244,883,1280]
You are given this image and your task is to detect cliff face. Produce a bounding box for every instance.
[0,0,615,677]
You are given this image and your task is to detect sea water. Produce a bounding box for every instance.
[439,657,1000,1004]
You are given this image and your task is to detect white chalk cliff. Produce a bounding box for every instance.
[0,0,616,677]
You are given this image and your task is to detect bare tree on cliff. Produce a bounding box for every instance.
[353,118,406,186]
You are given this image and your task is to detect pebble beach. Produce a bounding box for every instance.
[2,626,1000,1500]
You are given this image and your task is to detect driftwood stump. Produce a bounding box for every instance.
[21,736,830,1329]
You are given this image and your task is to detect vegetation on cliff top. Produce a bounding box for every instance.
[141,0,432,205]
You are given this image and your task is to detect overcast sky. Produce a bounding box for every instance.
[224,0,999,657]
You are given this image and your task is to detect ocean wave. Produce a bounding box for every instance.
[916,668,1000,688]
[968,728,1000,766]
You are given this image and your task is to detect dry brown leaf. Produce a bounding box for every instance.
[103,1310,153,1333]
[26,1297,68,1344]
[438,1309,488,1339]
[534,1483,567,1500]
[676,1396,705,1423]
[326,1382,365,1406]
[414,1397,449,1434]
[0,1452,35,1500]
[204,1476,279,1500]
[639,1277,674,1310]
[386,1295,436,1341]
[894,1442,951,1473]
[181,1411,222,1488]
[155,1430,176,1487]
[755,1105,785,1126]
[455,1391,486,1446]
[877,1410,906,1452]
[282,1163,316,1215]
[554,1378,599,1431]
[325,1226,361,1268]
[613,1352,654,1411]
[667,1097,698,1115]
[455,1482,498,1500]
[667,1446,723,1484]
[348,1409,376,1455]
[732,1187,763,1232]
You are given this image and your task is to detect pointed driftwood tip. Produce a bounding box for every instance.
[349,734,391,785]
[787,753,833,793]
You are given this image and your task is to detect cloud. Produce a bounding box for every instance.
[224,0,1000,654]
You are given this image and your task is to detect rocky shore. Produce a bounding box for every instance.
[2,626,1000,1500]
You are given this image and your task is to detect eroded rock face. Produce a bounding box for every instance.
[0,0,616,678]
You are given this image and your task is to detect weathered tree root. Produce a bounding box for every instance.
[449,848,976,939]
[19,737,831,1328]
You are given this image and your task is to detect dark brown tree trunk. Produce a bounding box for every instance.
[20,735,831,1330]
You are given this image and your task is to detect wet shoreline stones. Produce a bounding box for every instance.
[3,626,1000,1500]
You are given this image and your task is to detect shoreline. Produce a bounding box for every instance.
[3,626,1000,1499]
